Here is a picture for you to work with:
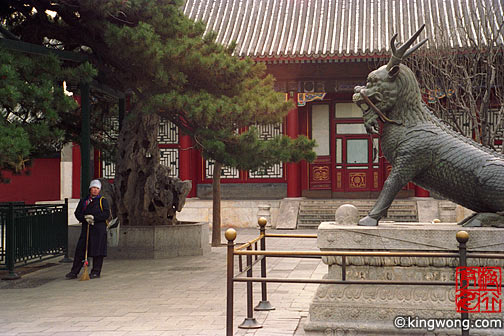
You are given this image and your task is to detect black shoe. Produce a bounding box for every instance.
[89,272,100,279]
[65,272,77,279]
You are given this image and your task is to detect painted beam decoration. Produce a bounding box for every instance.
[297,92,326,106]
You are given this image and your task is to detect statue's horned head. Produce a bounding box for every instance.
[353,24,428,133]
[386,24,428,78]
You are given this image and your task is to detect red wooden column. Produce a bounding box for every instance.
[286,94,301,197]
[179,133,195,197]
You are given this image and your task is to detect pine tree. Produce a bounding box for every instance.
[0,46,95,182]
[1,1,315,236]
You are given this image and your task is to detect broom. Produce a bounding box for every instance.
[80,221,91,281]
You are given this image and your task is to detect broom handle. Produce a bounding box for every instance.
[84,221,90,263]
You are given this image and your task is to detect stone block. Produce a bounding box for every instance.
[197,183,287,199]
[276,199,301,229]
[177,199,281,228]
[67,223,81,254]
[106,222,210,259]
[439,200,458,222]
[455,205,475,223]
[415,197,440,223]
[316,222,504,251]
[305,222,504,335]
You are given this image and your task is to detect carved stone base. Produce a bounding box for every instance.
[107,222,210,259]
[304,222,504,336]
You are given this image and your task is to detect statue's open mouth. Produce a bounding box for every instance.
[353,89,401,126]
[353,89,382,113]
[353,94,370,113]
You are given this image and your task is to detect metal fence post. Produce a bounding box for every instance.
[341,256,347,281]
[60,198,72,263]
[238,244,262,329]
[255,217,274,311]
[456,231,469,336]
[226,229,236,336]
[2,203,20,280]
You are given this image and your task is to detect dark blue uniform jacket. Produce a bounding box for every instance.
[74,195,110,257]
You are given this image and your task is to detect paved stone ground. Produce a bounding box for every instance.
[0,228,326,336]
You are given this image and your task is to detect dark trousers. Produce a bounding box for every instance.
[70,247,104,275]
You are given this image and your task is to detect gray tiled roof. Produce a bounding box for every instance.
[183,0,504,60]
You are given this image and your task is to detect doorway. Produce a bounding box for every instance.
[307,102,382,196]
[333,133,380,193]
[331,102,381,194]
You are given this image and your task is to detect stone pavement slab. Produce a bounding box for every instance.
[0,228,324,336]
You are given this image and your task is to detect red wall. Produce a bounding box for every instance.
[0,158,61,204]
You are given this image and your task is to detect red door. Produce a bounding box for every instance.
[333,133,381,193]
[307,102,384,196]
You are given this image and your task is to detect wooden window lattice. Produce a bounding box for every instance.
[160,148,179,177]
[203,122,284,179]
[158,120,179,144]
[101,154,116,179]
[101,117,119,179]
[249,163,283,178]
[249,123,283,179]
[205,160,240,179]
[101,118,179,179]
[256,122,282,140]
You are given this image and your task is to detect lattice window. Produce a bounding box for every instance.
[101,117,119,179]
[441,109,504,145]
[440,110,472,138]
[101,118,179,179]
[160,148,179,177]
[255,122,282,140]
[205,160,239,179]
[103,117,120,142]
[488,108,503,138]
[101,154,116,179]
[158,119,179,144]
[456,112,472,138]
[249,163,283,179]
[488,108,504,151]
[102,150,178,179]
[248,122,284,178]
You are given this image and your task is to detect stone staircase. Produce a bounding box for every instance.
[297,199,418,228]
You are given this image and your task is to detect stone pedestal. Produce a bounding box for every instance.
[107,222,210,259]
[257,204,272,228]
[304,222,504,336]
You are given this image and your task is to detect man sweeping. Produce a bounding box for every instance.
[66,179,111,280]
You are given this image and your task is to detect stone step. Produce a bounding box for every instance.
[299,209,416,214]
[297,199,418,227]
[297,215,419,222]
[300,203,415,207]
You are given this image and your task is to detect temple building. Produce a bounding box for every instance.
[2,0,503,221]
[175,0,503,200]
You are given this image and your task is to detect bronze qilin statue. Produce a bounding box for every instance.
[353,24,504,227]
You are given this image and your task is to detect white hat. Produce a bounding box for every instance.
[89,179,102,189]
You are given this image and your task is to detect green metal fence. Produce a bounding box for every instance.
[0,199,70,280]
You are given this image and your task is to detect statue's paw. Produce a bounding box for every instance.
[358,216,378,226]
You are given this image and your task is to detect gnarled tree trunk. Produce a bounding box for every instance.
[114,112,191,226]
